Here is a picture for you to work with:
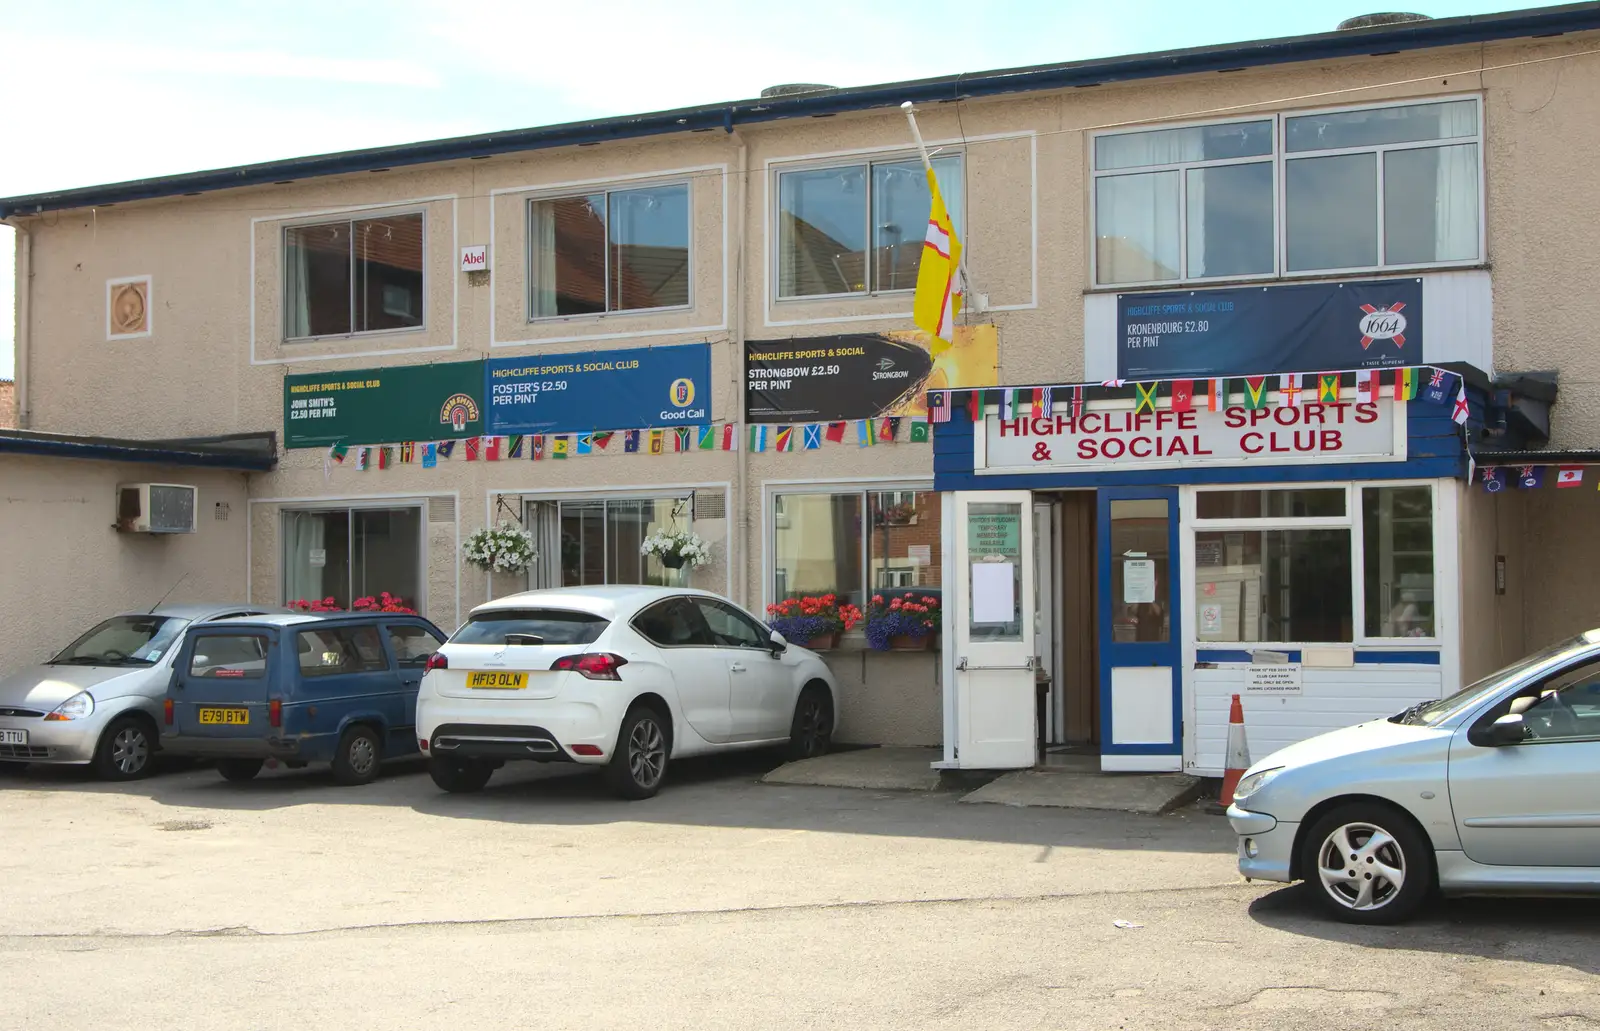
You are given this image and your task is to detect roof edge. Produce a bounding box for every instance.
[4,4,1600,218]
[0,429,279,471]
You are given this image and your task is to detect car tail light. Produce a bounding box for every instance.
[163,699,174,726]
[551,653,628,681]
[569,744,603,756]
[424,653,449,672]
[419,738,429,750]
[269,699,282,728]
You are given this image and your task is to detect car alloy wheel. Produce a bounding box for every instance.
[627,716,666,791]
[110,726,150,777]
[94,716,156,781]
[1315,821,1407,912]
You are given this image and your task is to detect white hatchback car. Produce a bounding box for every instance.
[415,586,841,798]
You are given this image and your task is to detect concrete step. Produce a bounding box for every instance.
[960,767,1202,815]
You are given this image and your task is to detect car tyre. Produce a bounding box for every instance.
[606,705,670,800]
[429,756,493,793]
[217,758,264,782]
[786,685,834,761]
[1300,802,1433,925]
[92,715,156,781]
[331,725,382,786]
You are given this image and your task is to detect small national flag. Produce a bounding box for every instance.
[1319,375,1340,403]
[825,422,847,444]
[721,424,737,451]
[421,443,438,468]
[1134,383,1157,414]
[698,426,715,450]
[484,436,502,461]
[1003,388,1018,419]
[438,440,455,459]
[748,425,766,452]
[928,391,952,423]
[330,444,349,464]
[909,419,930,443]
[1356,370,1375,405]
[1031,389,1044,418]
[576,434,593,455]
[1071,386,1085,421]
[1278,374,1302,408]
[552,436,570,459]
[531,435,546,460]
[1205,379,1221,412]
[379,446,393,470]
[670,426,689,452]
[966,390,983,423]
[1481,467,1506,493]
[624,430,640,453]
[354,447,370,471]
[775,426,794,452]
[885,416,902,441]
[1170,380,1194,414]
[859,419,877,447]
[504,436,522,459]
[1557,466,1585,488]
[1101,378,1125,388]
[1515,465,1543,489]
[1394,368,1419,401]
[1422,368,1453,405]
[803,424,822,450]
[593,431,615,450]
[465,436,481,461]
[1452,382,1470,426]
[1040,386,1053,416]
[1243,377,1268,410]
[648,429,665,455]
[400,442,415,463]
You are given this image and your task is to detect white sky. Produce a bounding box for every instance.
[0,0,1522,380]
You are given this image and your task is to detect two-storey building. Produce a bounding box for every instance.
[7,5,1600,771]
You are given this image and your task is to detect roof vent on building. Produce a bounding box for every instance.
[760,83,836,99]
[1337,12,1432,30]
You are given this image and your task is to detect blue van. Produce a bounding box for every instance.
[160,613,446,784]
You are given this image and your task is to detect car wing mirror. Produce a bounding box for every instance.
[769,630,788,655]
[1486,712,1531,746]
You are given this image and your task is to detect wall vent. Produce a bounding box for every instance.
[693,490,727,521]
[428,495,456,523]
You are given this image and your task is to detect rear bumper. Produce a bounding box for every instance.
[159,733,320,761]
[428,723,577,762]
[418,696,614,765]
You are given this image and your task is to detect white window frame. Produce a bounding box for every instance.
[278,500,429,614]
[762,478,935,612]
[281,207,429,343]
[1090,94,1485,289]
[771,151,965,302]
[534,492,694,586]
[525,178,695,322]
[1184,480,1442,650]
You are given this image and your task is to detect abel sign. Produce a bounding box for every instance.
[981,399,1405,474]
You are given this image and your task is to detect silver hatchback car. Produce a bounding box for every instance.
[0,604,287,780]
[1229,629,1600,923]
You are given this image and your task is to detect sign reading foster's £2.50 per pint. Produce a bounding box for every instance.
[484,343,712,436]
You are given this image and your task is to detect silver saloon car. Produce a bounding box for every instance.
[0,604,287,780]
[1229,630,1600,924]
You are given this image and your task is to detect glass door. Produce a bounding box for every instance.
[1096,487,1182,771]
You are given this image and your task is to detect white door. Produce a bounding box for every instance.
[691,597,793,741]
[947,491,1036,769]
[633,597,734,743]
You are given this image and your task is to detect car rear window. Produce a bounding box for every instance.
[453,609,609,646]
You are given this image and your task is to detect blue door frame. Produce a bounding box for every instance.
[1096,486,1183,758]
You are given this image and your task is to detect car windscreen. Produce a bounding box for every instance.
[51,616,191,667]
[452,609,609,646]
[1406,634,1594,726]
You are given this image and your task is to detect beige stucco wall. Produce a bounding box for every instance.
[0,455,250,676]
[14,32,1600,740]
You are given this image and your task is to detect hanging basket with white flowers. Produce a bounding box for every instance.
[463,521,538,575]
[640,528,711,570]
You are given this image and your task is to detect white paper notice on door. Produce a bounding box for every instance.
[1123,559,1156,604]
[971,561,1015,623]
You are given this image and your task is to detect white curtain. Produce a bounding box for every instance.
[531,203,558,317]
[283,511,327,603]
[1096,171,1181,284]
[284,232,312,338]
[1431,142,1479,261]
[527,502,562,590]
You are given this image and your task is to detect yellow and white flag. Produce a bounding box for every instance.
[912,166,963,344]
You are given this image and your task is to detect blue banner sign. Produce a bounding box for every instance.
[484,343,712,435]
[1117,278,1423,380]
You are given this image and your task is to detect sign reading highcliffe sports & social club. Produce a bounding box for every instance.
[980,397,1406,475]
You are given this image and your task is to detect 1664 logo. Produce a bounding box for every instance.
[1358,303,1408,350]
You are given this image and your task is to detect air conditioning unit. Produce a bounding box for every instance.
[116,483,198,534]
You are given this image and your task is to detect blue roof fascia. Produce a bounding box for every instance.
[0,434,277,471]
[3,4,1598,218]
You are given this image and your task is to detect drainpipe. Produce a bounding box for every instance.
[730,129,751,607]
[6,220,31,428]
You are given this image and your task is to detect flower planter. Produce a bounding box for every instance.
[795,631,839,652]
[887,633,934,652]
[660,553,687,569]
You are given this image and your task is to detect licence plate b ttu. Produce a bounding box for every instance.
[197,707,250,725]
[0,729,26,745]
[466,671,528,690]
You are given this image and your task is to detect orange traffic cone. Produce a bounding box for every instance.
[1219,694,1251,806]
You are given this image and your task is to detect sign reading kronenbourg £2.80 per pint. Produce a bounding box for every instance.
[980,398,1405,475]
[483,343,712,436]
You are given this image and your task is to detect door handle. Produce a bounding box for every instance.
[729,663,747,673]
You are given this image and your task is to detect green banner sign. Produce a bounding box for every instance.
[283,361,484,449]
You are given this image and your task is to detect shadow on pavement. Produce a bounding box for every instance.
[1,748,1235,854]
[1247,884,1600,975]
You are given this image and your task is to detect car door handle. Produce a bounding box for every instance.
[729,663,747,673]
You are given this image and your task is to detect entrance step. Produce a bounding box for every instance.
[763,747,945,792]
[959,766,1202,815]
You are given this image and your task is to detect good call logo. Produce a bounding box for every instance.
[440,392,481,431]
[1357,302,1408,350]
[668,378,696,407]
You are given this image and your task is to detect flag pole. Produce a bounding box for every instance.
[901,101,934,172]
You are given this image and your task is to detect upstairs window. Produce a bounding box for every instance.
[529,184,690,318]
[776,155,964,298]
[284,213,424,339]
[1093,98,1481,286]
